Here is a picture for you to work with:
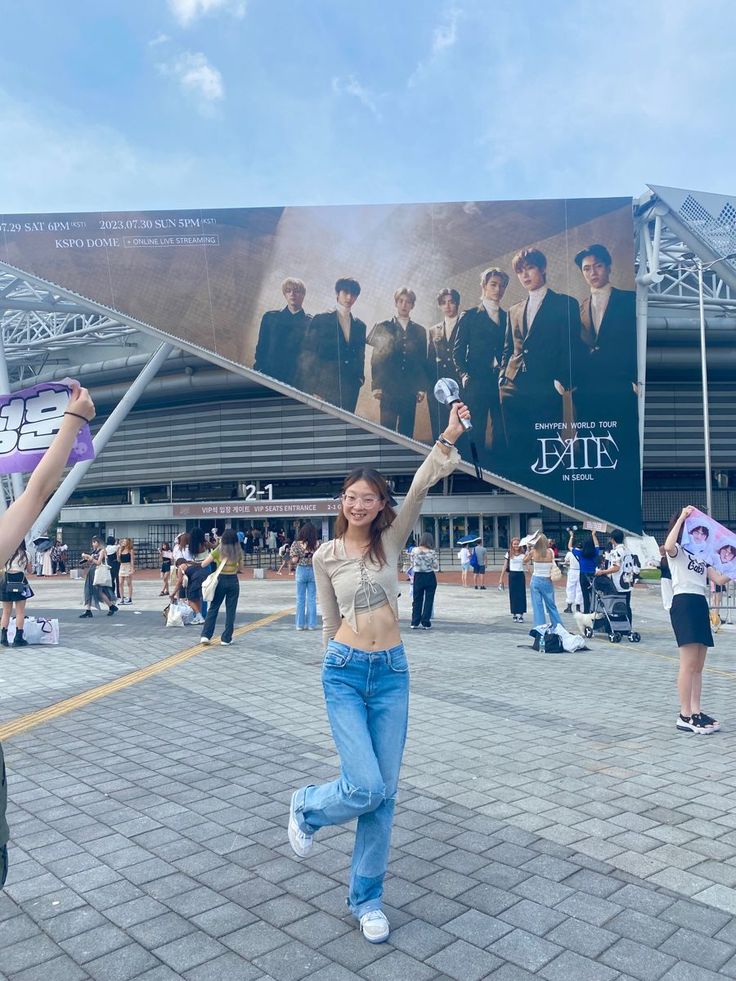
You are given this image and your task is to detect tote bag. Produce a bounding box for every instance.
[202,559,227,603]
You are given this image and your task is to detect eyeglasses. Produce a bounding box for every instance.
[342,492,381,507]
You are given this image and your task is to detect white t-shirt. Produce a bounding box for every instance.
[565,550,580,573]
[458,547,470,564]
[668,544,708,598]
[609,544,633,593]
[506,552,525,572]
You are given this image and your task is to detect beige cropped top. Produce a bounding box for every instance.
[313,442,460,648]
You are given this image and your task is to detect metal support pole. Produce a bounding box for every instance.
[0,323,25,502]
[31,342,174,538]
[697,260,713,515]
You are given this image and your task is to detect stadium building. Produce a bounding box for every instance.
[1,185,734,562]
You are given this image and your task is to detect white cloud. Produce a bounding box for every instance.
[168,0,246,27]
[159,52,225,112]
[432,6,460,53]
[149,33,171,46]
[409,5,462,87]
[0,88,196,213]
[331,75,382,120]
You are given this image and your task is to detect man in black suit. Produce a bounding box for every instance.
[368,287,428,437]
[253,278,310,387]
[427,287,461,442]
[499,248,582,461]
[301,277,366,413]
[453,268,508,454]
[573,244,638,425]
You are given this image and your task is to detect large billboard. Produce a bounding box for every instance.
[0,197,641,530]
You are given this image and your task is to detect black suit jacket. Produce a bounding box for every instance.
[579,287,637,389]
[453,304,506,384]
[301,310,366,408]
[502,289,582,391]
[368,318,428,396]
[427,319,460,389]
[253,307,310,387]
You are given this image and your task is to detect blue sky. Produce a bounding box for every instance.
[1,0,734,213]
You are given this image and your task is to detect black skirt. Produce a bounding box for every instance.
[508,570,527,615]
[670,592,713,648]
[0,572,33,602]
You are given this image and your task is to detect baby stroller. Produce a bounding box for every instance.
[585,575,641,644]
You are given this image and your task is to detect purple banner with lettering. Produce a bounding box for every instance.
[0,380,95,474]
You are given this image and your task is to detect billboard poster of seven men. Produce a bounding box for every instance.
[0,196,641,530]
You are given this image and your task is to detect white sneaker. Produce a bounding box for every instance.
[220,639,232,646]
[191,614,204,624]
[200,636,211,645]
[360,909,390,943]
[288,792,313,858]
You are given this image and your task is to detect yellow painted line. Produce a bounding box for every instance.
[0,608,292,741]
[597,641,736,681]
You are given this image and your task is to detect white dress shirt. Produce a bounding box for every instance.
[526,286,548,329]
[590,284,612,334]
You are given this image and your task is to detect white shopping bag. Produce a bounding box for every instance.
[8,616,60,645]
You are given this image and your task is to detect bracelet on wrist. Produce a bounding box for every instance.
[64,411,89,423]
[436,435,455,449]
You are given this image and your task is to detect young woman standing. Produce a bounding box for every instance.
[290,522,319,631]
[288,402,469,944]
[160,542,173,596]
[524,534,562,628]
[80,537,118,618]
[409,533,439,630]
[500,538,527,622]
[117,538,135,605]
[665,506,730,733]
[569,530,600,613]
[0,543,34,647]
[199,529,245,646]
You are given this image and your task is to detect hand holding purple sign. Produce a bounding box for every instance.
[0,379,95,474]
[681,506,736,580]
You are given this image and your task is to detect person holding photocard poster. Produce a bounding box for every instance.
[665,506,732,735]
[0,382,96,888]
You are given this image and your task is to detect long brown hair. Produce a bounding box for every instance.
[297,522,318,552]
[334,468,396,568]
[532,533,550,559]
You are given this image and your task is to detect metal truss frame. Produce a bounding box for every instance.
[0,264,137,382]
[635,186,736,311]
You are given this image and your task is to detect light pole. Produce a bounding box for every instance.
[681,250,736,515]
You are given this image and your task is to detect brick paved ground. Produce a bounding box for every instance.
[1,574,736,980]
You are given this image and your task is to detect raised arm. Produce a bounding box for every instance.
[0,383,95,567]
[567,531,574,550]
[665,506,692,558]
[387,402,469,547]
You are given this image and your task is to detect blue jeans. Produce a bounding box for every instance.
[295,565,317,629]
[292,641,410,919]
[530,575,562,628]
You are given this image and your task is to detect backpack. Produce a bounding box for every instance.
[469,548,479,571]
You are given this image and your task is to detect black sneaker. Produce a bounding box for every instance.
[79,610,93,618]
[107,605,118,616]
[677,714,712,734]
[695,712,720,732]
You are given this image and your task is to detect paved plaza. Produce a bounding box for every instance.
[2,574,736,980]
